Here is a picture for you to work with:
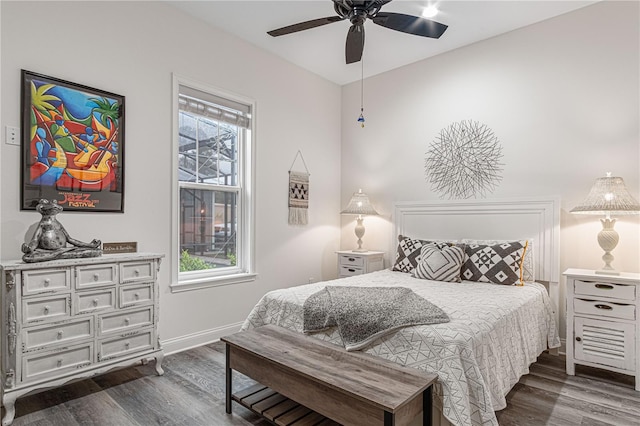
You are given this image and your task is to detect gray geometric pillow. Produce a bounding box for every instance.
[461,239,534,282]
[461,241,527,285]
[392,235,452,274]
[413,243,465,283]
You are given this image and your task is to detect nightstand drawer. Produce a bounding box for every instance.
[574,298,635,321]
[339,255,364,267]
[340,265,363,276]
[575,280,636,301]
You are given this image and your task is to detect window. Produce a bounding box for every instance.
[172,77,255,291]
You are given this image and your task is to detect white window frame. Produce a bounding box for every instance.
[171,74,256,292]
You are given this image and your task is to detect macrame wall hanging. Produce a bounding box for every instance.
[425,120,504,199]
[288,150,310,225]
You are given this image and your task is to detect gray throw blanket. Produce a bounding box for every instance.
[303,286,450,351]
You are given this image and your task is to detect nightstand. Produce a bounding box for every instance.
[564,268,640,391]
[336,251,385,278]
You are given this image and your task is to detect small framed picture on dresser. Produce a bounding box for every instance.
[21,70,125,212]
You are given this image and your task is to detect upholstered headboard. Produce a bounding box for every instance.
[392,197,561,320]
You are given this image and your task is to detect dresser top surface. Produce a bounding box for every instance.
[0,252,164,270]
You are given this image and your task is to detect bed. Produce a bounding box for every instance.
[241,197,561,426]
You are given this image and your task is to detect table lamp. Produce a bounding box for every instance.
[341,189,379,252]
[570,172,640,275]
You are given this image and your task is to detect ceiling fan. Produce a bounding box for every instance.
[267,0,448,64]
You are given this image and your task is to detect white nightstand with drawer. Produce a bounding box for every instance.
[336,251,384,278]
[564,268,640,391]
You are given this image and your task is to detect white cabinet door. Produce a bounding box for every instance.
[574,316,635,371]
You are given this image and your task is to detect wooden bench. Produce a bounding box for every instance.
[222,324,437,426]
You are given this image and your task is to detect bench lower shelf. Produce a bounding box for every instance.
[233,383,340,426]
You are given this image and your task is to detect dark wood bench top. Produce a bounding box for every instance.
[222,325,437,418]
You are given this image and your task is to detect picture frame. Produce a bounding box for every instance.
[21,70,125,212]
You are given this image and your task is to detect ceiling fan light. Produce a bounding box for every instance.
[422,5,439,18]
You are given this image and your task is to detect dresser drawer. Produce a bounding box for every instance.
[119,283,153,308]
[76,264,118,290]
[340,265,363,277]
[120,261,154,284]
[99,307,153,336]
[22,342,93,383]
[23,294,71,324]
[574,298,635,321]
[98,329,154,362]
[339,255,364,268]
[74,288,116,315]
[574,280,636,301]
[23,318,93,352]
[22,268,70,296]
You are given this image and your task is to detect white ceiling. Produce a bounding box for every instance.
[168,0,598,85]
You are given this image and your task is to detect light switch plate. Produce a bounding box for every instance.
[5,126,19,145]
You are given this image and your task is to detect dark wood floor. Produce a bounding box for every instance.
[3,342,638,426]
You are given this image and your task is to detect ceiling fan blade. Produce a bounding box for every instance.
[372,12,448,38]
[345,24,365,64]
[267,16,345,37]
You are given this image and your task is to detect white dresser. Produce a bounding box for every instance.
[0,253,164,425]
[336,250,385,278]
[564,268,639,391]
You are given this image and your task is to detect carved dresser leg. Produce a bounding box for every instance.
[2,393,17,426]
[155,353,165,376]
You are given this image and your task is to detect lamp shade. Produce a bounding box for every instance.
[341,189,379,216]
[570,174,640,216]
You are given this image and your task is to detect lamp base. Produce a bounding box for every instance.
[595,269,621,276]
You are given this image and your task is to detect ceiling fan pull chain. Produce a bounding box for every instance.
[357,47,365,128]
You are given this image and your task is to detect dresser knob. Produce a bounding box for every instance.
[93,299,99,306]
[44,278,50,286]
[134,293,139,300]
[125,342,130,349]
[57,330,64,338]
[57,359,63,367]
[576,337,582,342]
[134,269,140,276]
[93,273,99,281]
[43,306,50,315]
[124,318,130,325]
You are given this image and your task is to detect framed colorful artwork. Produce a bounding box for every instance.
[21,70,125,212]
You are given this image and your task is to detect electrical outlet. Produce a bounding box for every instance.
[308,277,314,283]
[5,126,19,145]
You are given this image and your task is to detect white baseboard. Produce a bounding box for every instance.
[160,321,243,356]
[558,338,566,356]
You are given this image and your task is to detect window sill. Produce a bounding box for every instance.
[170,272,257,293]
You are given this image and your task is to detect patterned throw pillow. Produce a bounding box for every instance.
[392,235,452,273]
[461,241,528,285]
[413,243,465,283]
[461,239,534,282]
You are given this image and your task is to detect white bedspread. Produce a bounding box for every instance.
[241,269,560,426]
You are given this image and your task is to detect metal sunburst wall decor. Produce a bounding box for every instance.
[425,120,503,199]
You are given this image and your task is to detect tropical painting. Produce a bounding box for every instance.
[21,70,125,212]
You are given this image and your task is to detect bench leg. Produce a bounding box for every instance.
[384,411,394,426]
[423,386,433,426]
[225,344,232,414]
